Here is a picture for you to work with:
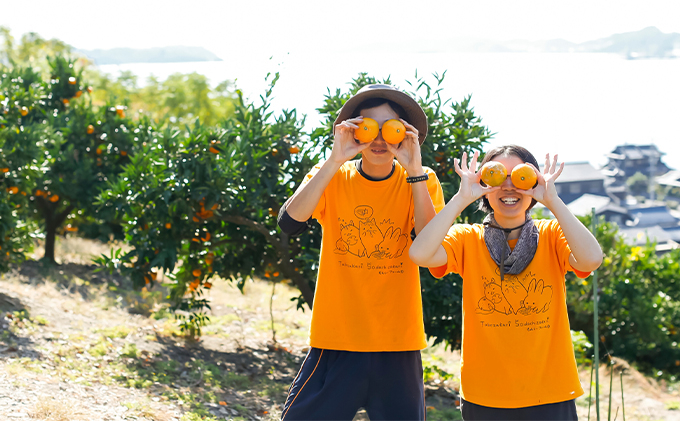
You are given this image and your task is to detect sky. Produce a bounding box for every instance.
[2,0,680,58]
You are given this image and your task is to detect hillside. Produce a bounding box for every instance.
[1,237,680,420]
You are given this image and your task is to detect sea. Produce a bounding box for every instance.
[99,51,680,170]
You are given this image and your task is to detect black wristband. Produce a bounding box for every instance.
[406,174,429,183]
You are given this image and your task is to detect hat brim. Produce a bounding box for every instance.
[333,87,428,145]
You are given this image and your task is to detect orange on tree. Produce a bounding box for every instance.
[75,91,82,98]
[511,163,537,190]
[272,148,278,156]
[49,195,60,202]
[96,148,103,155]
[289,145,300,154]
[192,269,202,277]
[209,147,219,154]
[121,151,128,156]
[62,99,69,105]
[0,168,9,173]
[65,225,78,232]
[165,222,172,229]
[6,186,18,194]
[68,77,77,85]
[381,119,406,144]
[354,117,379,143]
[86,86,93,93]
[20,106,28,116]
[480,161,507,187]
[87,125,94,134]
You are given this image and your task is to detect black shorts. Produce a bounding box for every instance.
[460,397,578,420]
[281,348,425,420]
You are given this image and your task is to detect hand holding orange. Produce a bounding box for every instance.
[510,163,538,190]
[480,161,507,187]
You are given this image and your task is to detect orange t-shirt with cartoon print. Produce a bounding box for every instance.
[430,219,587,408]
[305,160,445,352]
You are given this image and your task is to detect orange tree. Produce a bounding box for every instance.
[97,73,318,336]
[25,55,157,263]
[0,64,59,270]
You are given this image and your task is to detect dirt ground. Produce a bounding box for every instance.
[0,237,679,420]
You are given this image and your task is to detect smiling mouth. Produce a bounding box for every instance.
[500,197,520,205]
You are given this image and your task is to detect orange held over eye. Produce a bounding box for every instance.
[511,163,537,190]
[480,161,508,187]
[354,117,379,143]
[381,119,406,144]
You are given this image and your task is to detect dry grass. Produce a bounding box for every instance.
[29,398,86,421]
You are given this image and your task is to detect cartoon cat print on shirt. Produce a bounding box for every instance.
[334,205,409,261]
[476,277,513,315]
[475,270,553,316]
[334,220,366,257]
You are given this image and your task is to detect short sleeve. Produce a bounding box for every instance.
[301,164,326,223]
[428,224,473,278]
[550,219,592,279]
[424,167,445,214]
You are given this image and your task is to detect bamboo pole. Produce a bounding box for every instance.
[591,208,600,421]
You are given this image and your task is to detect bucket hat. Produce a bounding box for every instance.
[333,84,428,144]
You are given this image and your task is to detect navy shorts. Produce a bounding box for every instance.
[281,348,425,420]
[460,397,577,420]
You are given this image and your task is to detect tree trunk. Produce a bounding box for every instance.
[43,218,57,264]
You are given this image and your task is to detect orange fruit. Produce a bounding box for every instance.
[480,161,507,187]
[87,86,93,93]
[165,222,172,229]
[511,163,537,190]
[273,271,279,277]
[381,119,406,144]
[96,148,103,155]
[62,99,69,105]
[87,125,94,134]
[211,204,218,210]
[35,189,44,196]
[204,282,212,289]
[75,91,82,98]
[0,168,9,173]
[272,148,278,156]
[289,146,300,154]
[20,106,28,116]
[68,77,77,85]
[121,151,127,156]
[354,117,379,143]
[7,186,18,194]
[209,147,219,154]
[192,269,202,277]
[65,225,78,232]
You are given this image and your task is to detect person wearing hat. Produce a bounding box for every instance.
[277,84,444,420]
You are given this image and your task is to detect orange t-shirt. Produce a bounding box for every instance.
[306,160,445,352]
[431,219,587,408]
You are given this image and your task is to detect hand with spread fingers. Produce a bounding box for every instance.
[385,118,422,176]
[454,151,500,205]
[331,116,372,164]
[525,153,564,207]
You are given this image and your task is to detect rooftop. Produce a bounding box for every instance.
[541,162,606,183]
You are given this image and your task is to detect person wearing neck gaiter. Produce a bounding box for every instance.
[410,145,603,420]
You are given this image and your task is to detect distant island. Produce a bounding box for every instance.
[76,46,222,65]
[431,27,680,59]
